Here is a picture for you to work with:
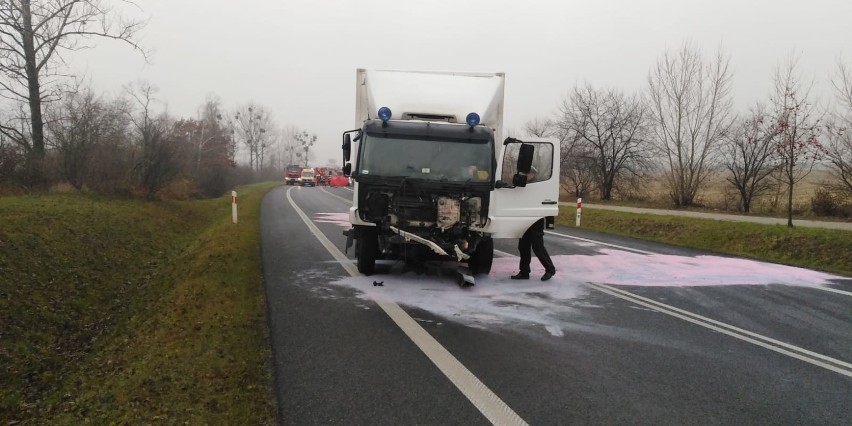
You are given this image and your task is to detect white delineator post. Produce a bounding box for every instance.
[576,197,582,227]
[232,191,238,224]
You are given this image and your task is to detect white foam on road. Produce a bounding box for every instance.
[313,210,844,335]
[313,212,351,227]
[328,258,590,337]
[325,249,842,335]
[565,248,841,287]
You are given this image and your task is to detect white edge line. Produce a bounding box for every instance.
[813,286,852,297]
[285,187,528,426]
[593,283,852,371]
[497,248,852,375]
[587,283,852,378]
[319,186,354,205]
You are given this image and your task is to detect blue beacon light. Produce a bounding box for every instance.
[466,112,481,127]
[378,106,392,121]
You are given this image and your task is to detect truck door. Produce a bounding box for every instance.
[486,139,560,238]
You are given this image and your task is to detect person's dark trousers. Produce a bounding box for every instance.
[518,218,556,274]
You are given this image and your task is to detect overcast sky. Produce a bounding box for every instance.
[70,0,851,166]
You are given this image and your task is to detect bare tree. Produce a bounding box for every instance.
[647,44,734,206]
[0,131,24,186]
[720,104,780,212]
[561,147,597,198]
[558,83,652,200]
[523,117,554,138]
[125,82,184,197]
[295,130,316,167]
[188,95,228,174]
[824,57,852,194]
[45,85,124,189]
[0,0,146,183]
[0,101,30,184]
[542,115,595,198]
[231,103,274,171]
[770,53,823,227]
[259,126,280,177]
[280,124,302,165]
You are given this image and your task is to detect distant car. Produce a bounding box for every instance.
[328,175,350,187]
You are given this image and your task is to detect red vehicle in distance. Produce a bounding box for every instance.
[328,172,351,187]
[284,164,302,185]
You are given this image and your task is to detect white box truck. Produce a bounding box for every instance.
[341,69,560,281]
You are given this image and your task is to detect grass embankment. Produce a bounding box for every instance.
[0,182,279,424]
[557,206,852,277]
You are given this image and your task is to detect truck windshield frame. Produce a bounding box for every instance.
[357,132,494,185]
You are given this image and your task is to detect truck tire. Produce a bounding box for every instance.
[468,237,493,276]
[356,227,378,276]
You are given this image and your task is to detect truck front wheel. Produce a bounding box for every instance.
[356,227,378,275]
[468,237,493,276]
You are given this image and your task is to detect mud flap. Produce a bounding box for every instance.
[343,228,354,254]
[455,266,475,287]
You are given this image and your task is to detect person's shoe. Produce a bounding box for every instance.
[541,270,555,281]
[511,272,530,280]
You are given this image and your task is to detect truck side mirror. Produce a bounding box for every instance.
[342,134,352,162]
[343,163,352,177]
[516,143,534,173]
[511,143,534,187]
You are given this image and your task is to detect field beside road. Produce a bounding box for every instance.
[0,183,277,424]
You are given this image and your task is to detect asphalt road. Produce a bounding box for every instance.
[261,185,852,425]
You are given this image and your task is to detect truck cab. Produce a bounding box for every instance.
[341,69,559,278]
[284,165,302,185]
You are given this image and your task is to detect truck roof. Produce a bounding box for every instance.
[356,69,505,140]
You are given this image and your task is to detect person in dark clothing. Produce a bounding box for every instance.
[511,217,556,281]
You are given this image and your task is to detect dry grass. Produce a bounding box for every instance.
[1,183,279,424]
[561,168,851,220]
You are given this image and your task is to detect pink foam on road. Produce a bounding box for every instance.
[326,248,843,335]
[540,248,841,288]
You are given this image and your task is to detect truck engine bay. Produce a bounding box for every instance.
[357,183,491,260]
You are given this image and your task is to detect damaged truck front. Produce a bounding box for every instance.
[341,69,560,277]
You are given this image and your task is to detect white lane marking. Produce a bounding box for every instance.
[497,247,852,377]
[320,186,354,204]
[286,187,528,426]
[812,286,852,297]
[494,249,513,258]
[544,229,851,297]
[596,283,852,371]
[544,230,654,255]
[588,283,852,378]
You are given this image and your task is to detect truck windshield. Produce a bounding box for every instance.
[358,134,493,182]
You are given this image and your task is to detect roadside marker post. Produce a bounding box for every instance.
[232,191,238,224]
[576,198,582,227]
